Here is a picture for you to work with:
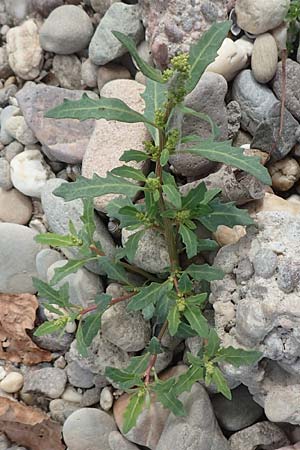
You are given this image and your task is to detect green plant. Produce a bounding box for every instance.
[33,21,271,432]
[286,0,300,55]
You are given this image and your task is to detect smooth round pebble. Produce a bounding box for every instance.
[4,115,38,145]
[100,386,113,411]
[63,408,117,450]
[62,386,83,403]
[39,5,94,55]
[252,33,278,84]
[10,149,54,198]
[0,372,24,393]
[0,187,32,224]
[35,248,64,281]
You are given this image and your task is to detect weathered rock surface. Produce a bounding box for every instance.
[52,55,82,90]
[23,368,67,399]
[0,223,41,294]
[229,422,289,450]
[272,59,300,122]
[16,82,96,164]
[210,210,300,423]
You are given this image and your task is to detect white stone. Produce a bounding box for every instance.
[10,149,54,198]
[62,386,83,403]
[235,0,290,35]
[6,19,43,80]
[252,33,278,84]
[0,372,24,393]
[4,115,38,145]
[100,386,113,411]
[0,367,7,381]
[206,37,253,81]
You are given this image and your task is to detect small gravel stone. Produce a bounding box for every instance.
[40,5,94,55]
[53,55,82,90]
[0,372,24,393]
[81,58,98,88]
[3,141,24,162]
[67,361,95,389]
[4,116,38,145]
[80,386,101,407]
[62,386,83,403]
[0,105,19,146]
[10,150,55,198]
[0,187,32,225]
[0,158,12,190]
[253,248,278,278]
[109,431,140,450]
[97,63,131,91]
[23,368,67,399]
[251,33,278,84]
[49,398,80,424]
[100,386,113,411]
[36,248,64,281]
[63,408,117,450]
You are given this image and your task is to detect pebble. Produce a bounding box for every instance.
[90,0,119,15]
[269,157,300,191]
[272,59,300,122]
[6,19,43,81]
[63,408,117,450]
[10,150,54,198]
[207,37,253,81]
[0,223,41,294]
[35,248,64,281]
[101,283,151,351]
[52,55,82,90]
[81,58,98,88]
[4,116,38,146]
[251,33,278,84]
[40,5,94,55]
[0,372,24,393]
[31,0,64,17]
[47,259,104,308]
[62,386,83,403]
[3,141,24,162]
[97,63,131,92]
[100,386,113,411]
[0,105,19,146]
[80,386,101,407]
[212,385,263,432]
[89,3,144,65]
[0,158,12,190]
[108,431,140,450]
[0,187,32,224]
[235,0,291,35]
[0,47,13,79]
[66,361,95,389]
[82,79,149,212]
[23,368,67,399]
[229,422,290,450]
[49,398,80,424]
[33,330,74,353]
[213,225,246,247]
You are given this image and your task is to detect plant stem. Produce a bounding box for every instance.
[144,320,169,384]
[80,293,134,316]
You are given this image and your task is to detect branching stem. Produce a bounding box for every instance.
[80,293,134,316]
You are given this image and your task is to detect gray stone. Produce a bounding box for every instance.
[16,83,96,164]
[212,385,263,432]
[0,47,13,79]
[0,105,19,146]
[80,386,101,406]
[31,0,64,17]
[0,158,12,190]
[227,100,241,140]
[67,360,95,389]
[33,329,74,353]
[23,368,67,399]
[81,58,98,88]
[0,223,41,294]
[89,3,143,65]
[0,187,32,225]
[49,398,80,424]
[232,69,278,136]
[39,5,93,55]
[90,0,119,15]
[5,116,38,146]
[251,102,299,161]
[272,59,300,122]
[36,248,64,281]
[101,283,151,352]
[0,85,18,108]
[4,0,32,24]
[52,55,82,90]
[41,178,115,274]
[63,408,117,450]
[210,211,300,423]
[47,259,104,308]
[3,141,23,162]
[229,421,289,450]
[156,383,229,450]
[109,431,139,450]
[251,33,278,84]
[170,72,228,178]
[122,227,170,274]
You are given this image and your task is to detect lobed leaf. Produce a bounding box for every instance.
[218,347,262,367]
[127,281,172,312]
[123,391,146,434]
[155,390,186,417]
[185,263,224,282]
[199,200,254,232]
[147,337,163,355]
[98,256,131,285]
[123,230,145,262]
[179,224,198,259]
[80,198,96,242]
[175,366,204,395]
[167,304,181,336]
[105,367,143,390]
[126,353,151,374]
[34,319,66,337]
[50,258,96,285]
[206,328,221,359]
[35,233,81,248]
[183,304,209,338]
[120,149,149,163]
[111,165,147,182]
[81,312,102,347]
[211,366,232,400]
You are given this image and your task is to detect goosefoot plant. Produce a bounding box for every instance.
[33,21,271,432]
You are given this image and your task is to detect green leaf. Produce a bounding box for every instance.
[197,239,219,252]
[113,31,165,83]
[218,347,262,367]
[53,173,142,202]
[123,230,145,262]
[179,224,198,259]
[142,303,156,320]
[155,390,186,416]
[111,165,147,182]
[94,293,112,314]
[206,329,221,359]
[76,321,88,357]
[176,322,197,338]
[183,304,209,338]
[42,303,64,316]
[34,319,67,336]
[45,93,156,127]
[127,281,171,312]
[98,256,131,285]
[199,200,254,232]
[178,105,220,139]
[167,304,181,336]
[186,20,232,93]
[175,366,204,395]
[185,293,207,306]
[185,263,224,282]
[141,78,168,144]
[33,278,65,306]
[35,233,81,248]
[51,258,94,285]
[187,352,204,367]
[160,148,170,166]
[126,353,151,374]
[181,182,207,210]
[211,366,232,400]
[147,337,163,355]
[162,184,182,209]
[105,367,143,390]
[186,139,271,185]
[81,312,102,347]
[81,198,96,242]
[120,149,149,163]
[123,391,146,433]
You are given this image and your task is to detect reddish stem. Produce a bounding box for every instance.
[80,293,134,316]
[144,320,169,384]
